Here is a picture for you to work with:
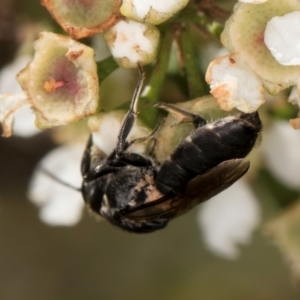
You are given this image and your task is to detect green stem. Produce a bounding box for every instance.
[180,22,206,98]
[139,28,173,127]
[145,30,173,101]
[194,14,224,37]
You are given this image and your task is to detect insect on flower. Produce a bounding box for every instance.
[42,66,261,232]
[78,66,262,233]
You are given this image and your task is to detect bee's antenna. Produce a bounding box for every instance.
[41,168,81,192]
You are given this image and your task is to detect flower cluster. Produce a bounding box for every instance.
[0,0,190,137]
[206,0,300,128]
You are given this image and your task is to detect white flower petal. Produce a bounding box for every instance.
[0,55,40,137]
[206,53,264,113]
[0,93,31,137]
[197,180,261,259]
[28,144,85,226]
[262,121,300,189]
[265,11,300,66]
[0,55,31,94]
[38,189,83,226]
[13,105,40,137]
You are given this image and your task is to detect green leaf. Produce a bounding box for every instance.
[97,56,119,82]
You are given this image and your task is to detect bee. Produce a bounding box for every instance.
[81,67,262,233]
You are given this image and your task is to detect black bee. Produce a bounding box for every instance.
[81,68,262,233]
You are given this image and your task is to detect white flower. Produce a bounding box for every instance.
[103,19,160,69]
[28,144,84,226]
[197,180,261,259]
[218,0,300,101]
[265,11,300,66]
[262,121,300,189]
[120,0,189,25]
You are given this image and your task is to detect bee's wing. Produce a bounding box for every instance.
[120,193,181,221]
[181,158,250,213]
[122,159,250,221]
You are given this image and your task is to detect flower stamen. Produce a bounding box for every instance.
[43,77,66,93]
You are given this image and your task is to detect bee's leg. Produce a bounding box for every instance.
[109,120,164,168]
[124,118,164,151]
[81,134,93,176]
[154,102,207,128]
[81,135,115,181]
[116,65,145,157]
[107,120,164,168]
[146,138,157,158]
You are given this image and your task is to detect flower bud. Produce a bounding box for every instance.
[104,19,160,69]
[120,0,189,25]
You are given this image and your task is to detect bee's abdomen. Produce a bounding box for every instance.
[155,112,261,194]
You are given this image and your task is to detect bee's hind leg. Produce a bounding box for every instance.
[154,102,206,128]
[124,118,164,155]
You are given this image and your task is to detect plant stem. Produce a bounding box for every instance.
[180,21,206,98]
[145,30,173,101]
[139,28,173,127]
